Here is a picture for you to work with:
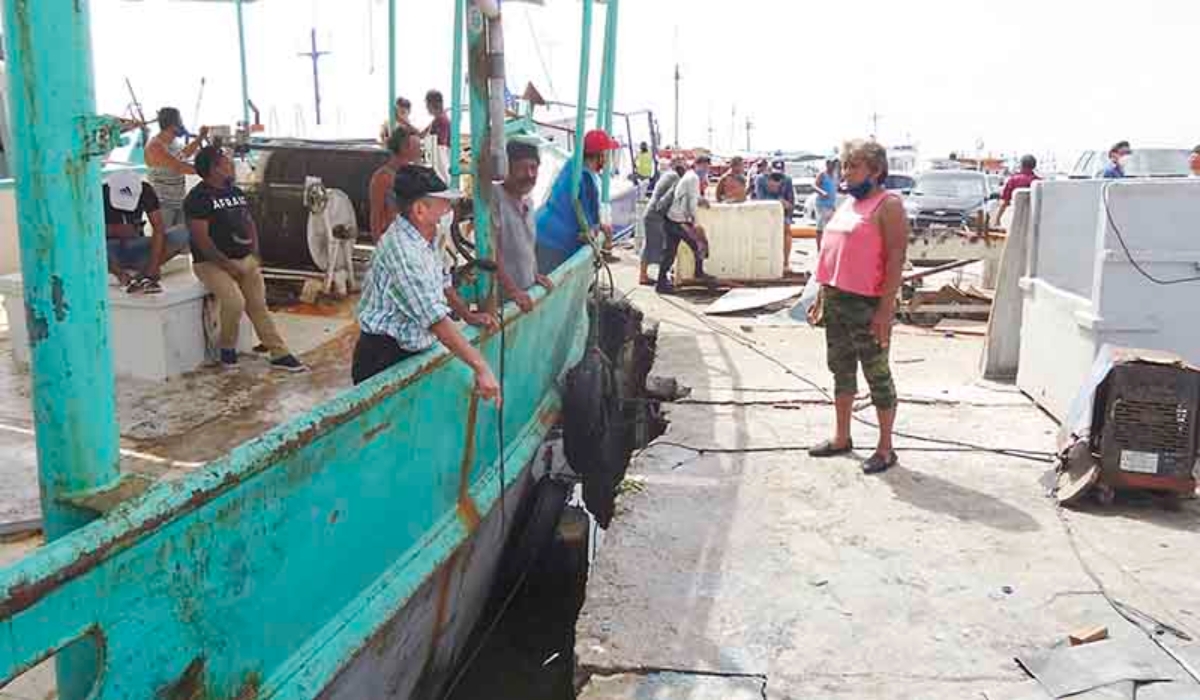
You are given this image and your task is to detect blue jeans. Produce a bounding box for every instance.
[107,225,190,275]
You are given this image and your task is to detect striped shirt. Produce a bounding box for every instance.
[357,216,451,352]
[147,138,187,210]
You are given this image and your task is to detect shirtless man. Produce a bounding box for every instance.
[369,123,423,240]
[714,156,749,203]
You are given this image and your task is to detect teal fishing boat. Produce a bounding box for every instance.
[0,0,630,697]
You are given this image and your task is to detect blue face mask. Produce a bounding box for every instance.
[845,177,874,200]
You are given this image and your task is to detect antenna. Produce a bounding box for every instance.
[745,116,753,152]
[297,28,331,125]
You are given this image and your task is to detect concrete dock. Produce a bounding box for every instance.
[576,251,1200,699]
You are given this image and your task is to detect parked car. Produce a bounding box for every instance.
[903,170,996,232]
[1069,148,1194,179]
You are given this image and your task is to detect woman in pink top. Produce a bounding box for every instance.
[808,140,909,474]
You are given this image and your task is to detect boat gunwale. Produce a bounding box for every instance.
[0,248,593,623]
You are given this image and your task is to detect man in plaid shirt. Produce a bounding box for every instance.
[353,165,500,404]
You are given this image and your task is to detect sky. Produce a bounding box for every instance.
[81,0,1200,172]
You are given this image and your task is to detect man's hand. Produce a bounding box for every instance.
[474,366,502,405]
[870,301,895,349]
[513,291,534,313]
[465,310,500,332]
[535,274,555,291]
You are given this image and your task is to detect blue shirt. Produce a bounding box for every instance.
[754,173,796,222]
[816,172,838,210]
[535,165,600,254]
[357,217,451,352]
[1101,162,1125,179]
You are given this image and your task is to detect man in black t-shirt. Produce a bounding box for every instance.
[102,171,190,293]
[184,146,306,372]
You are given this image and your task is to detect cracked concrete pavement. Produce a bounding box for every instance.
[576,251,1200,699]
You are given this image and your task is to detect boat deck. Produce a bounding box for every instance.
[0,295,361,531]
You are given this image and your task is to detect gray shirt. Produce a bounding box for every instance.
[647,170,681,217]
[493,186,538,293]
[667,169,702,224]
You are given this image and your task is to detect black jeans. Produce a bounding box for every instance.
[352,331,419,385]
[657,219,706,286]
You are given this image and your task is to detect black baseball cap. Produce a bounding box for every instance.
[393,165,464,202]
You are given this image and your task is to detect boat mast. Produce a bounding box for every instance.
[467,0,506,304]
[1,0,122,696]
[236,0,251,127]
[388,0,397,129]
[597,0,620,202]
[570,0,593,198]
[449,0,466,188]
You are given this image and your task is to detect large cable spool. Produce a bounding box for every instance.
[247,142,389,270]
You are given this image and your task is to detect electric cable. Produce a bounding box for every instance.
[1101,181,1200,286]
[654,294,1057,461]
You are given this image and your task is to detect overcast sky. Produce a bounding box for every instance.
[87,0,1200,172]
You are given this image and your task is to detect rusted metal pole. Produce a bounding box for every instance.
[2,1,123,694]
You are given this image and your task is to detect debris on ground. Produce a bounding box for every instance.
[704,286,804,316]
[1070,626,1110,646]
[1014,636,1185,699]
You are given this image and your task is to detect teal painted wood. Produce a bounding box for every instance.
[449,0,466,188]
[387,0,397,131]
[1,1,123,695]
[0,252,593,699]
[0,0,121,551]
[237,0,251,127]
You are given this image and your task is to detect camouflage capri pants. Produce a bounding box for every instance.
[823,286,897,409]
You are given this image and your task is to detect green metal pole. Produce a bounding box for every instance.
[466,0,495,305]
[236,0,250,127]
[449,0,466,187]
[571,0,594,198]
[1,0,121,696]
[598,0,620,202]
[388,0,397,130]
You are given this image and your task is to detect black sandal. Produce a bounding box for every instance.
[862,451,898,474]
[808,439,853,458]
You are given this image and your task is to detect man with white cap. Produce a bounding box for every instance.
[102,169,190,293]
[354,164,501,402]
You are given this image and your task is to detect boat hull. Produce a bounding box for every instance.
[0,250,594,699]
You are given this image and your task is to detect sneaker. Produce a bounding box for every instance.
[140,278,163,294]
[125,278,146,294]
[270,354,308,373]
[219,349,238,367]
[655,281,676,295]
[252,344,269,354]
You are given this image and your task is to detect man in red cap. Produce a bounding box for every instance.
[534,128,620,273]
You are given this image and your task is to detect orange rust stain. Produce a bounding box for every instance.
[421,551,461,678]
[455,395,483,534]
